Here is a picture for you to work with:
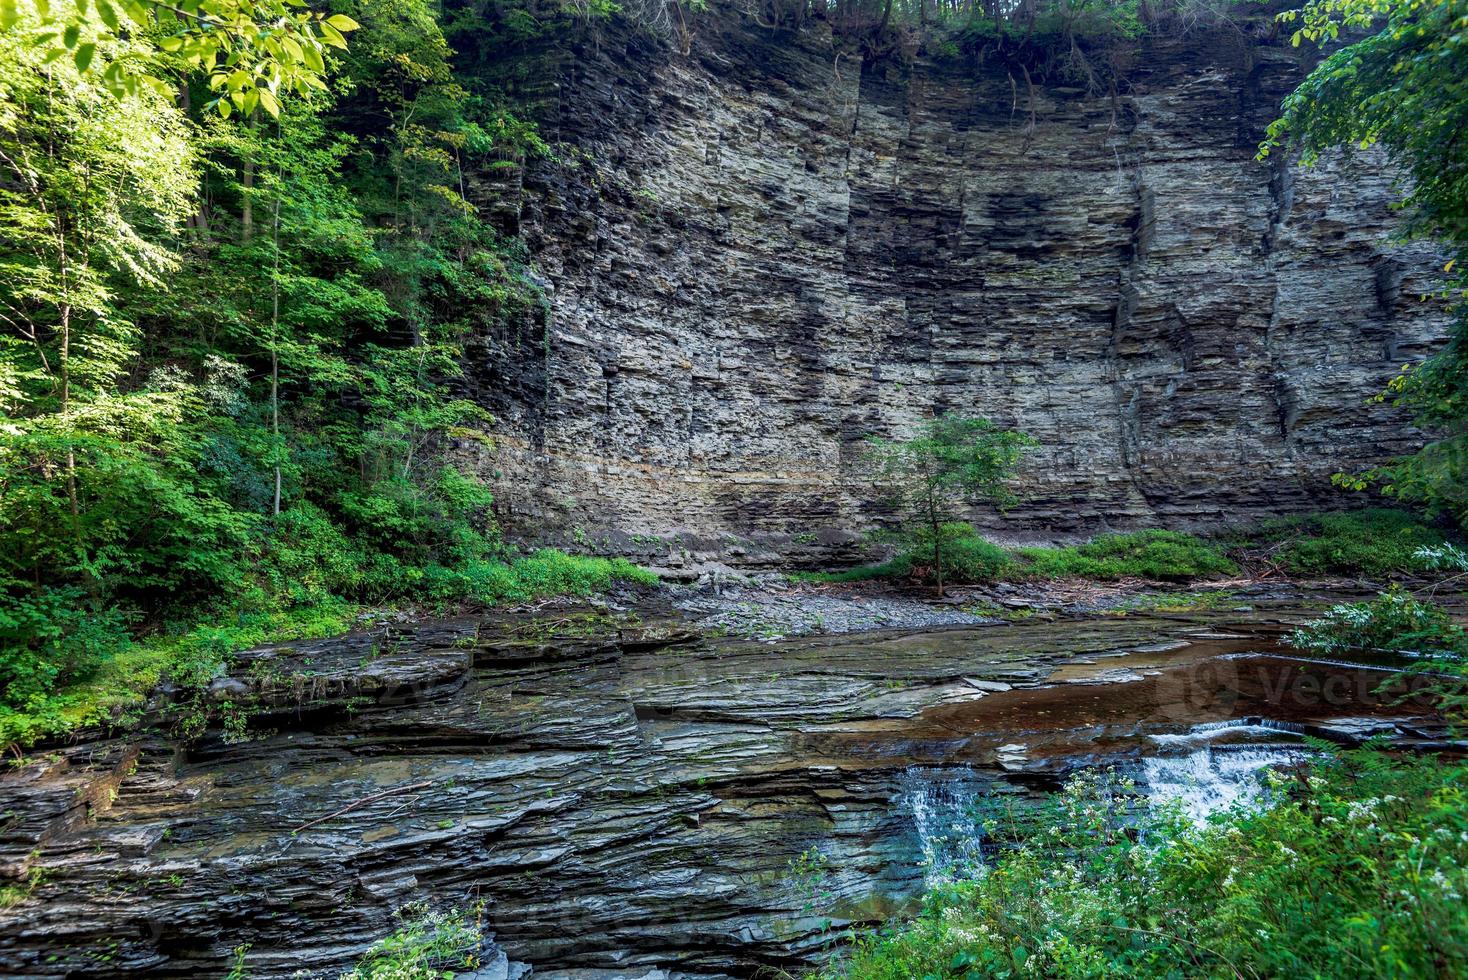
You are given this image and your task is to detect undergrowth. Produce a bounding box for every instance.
[1016,530,1236,582]
[819,752,1468,979]
[0,549,655,751]
[797,509,1458,589]
[1234,508,1449,578]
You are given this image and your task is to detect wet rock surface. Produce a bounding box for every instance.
[0,600,1447,978]
[462,10,1452,567]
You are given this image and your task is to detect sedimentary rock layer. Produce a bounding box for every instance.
[461,12,1451,566]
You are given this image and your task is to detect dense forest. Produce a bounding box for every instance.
[1,0,1467,976]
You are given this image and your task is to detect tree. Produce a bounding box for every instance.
[866,415,1035,596]
[1261,0,1468,528]
[1,0,358,118]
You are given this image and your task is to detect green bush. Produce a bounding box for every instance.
[1018,530,1236,581]
[337,903,484,980]
[795,525,1014,586]
[890,524,1015,584]
[0,587,132,711]
[417,550,658,604]
[0,549,657,750]
[1255,509,1448,577]
[821,752,1468,980]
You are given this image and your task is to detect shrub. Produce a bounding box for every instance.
[890,524,1015,584]
[1287,586,1468,725]
[820,753,1468,980]
[1260,509,1449,577]
[1018,530,1236,581]
[1287,585,1467,659]
[794,525,1014,586]
[338,903,485,980]
[0,587,132,710]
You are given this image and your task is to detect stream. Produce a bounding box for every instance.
[0,599,1447,978]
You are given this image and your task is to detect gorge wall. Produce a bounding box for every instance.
[463,11,1452,568]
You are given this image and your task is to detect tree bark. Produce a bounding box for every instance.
[242,111,258,244]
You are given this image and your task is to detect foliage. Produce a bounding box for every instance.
[1017,530,1236,581]
[1235,508,1451,578]
[820,752,1468,980]
[339,903,486,980]
[1286,586,1468,724]
[1263,0,1468,529]
[0,597,356,747]
[0,549,652,748]
[899,523,1014,584]
[0,0,652,752]
[1287,585,1467,659]
[796,528,1235,587]
[2,0,357,116]
[866,415,1035,595]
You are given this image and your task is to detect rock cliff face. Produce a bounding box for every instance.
[464,12,1450,566]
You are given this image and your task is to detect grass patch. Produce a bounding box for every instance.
[1016,530,1237,581]
[0,550,655,752]
[1234,508,1449,578]
[817,751,1468,980]
[798,530,1235,587]
[794,524,1016,587]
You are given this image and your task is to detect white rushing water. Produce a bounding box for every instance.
[1139,743,1307,825]
[899,727,1309,882]
[898,767,987,885]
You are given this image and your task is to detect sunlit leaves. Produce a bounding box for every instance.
[2,0,357,117]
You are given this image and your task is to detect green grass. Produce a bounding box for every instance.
[1103,588,1244,614]
[797,530,1234,587]
[1235,508,1449,578]
[0,550,656,751]
[797,511,1456,589]
[793,537,1017,587]
[1017,530,1237,581]
[818,751,1468,980]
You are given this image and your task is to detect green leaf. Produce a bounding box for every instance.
[301,42,324,73]
[0,0,20,31]
[318,20,347,49]
[96,0,120,31]
[73,41,95,72]
[324,12,358,31]
[62,21,80,47]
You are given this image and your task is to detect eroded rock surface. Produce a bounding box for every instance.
[458,12,1451,567]
[0,607,1441,978]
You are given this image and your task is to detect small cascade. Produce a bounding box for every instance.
[1147,717,1311,746]
[1140,742,1308,824]
[898,767,987,885]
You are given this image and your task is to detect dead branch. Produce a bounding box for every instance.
[291,780,434,835]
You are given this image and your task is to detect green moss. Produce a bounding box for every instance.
[1017,530,1237,581]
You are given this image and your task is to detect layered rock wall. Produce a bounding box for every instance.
[464,13,1451,565]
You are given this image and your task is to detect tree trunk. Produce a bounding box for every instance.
[270,195,282,516]
[242,111,258,244]
[928,497,944,598]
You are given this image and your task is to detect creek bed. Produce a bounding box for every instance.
[0,602,1448,978]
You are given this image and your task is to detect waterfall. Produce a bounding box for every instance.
[898,767,987,885]
[1140,741,1308,825]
